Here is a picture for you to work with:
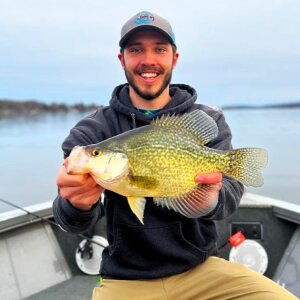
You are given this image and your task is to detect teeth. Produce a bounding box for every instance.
[141,72,157,78]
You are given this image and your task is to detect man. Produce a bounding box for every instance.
[54,11,298,300]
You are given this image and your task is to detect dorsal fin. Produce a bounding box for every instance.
[151,110,218,145]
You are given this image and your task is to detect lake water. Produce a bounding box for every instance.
[0,108,299,213]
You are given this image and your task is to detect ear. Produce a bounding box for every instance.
[172,51,179,69]
[118,52,125,69]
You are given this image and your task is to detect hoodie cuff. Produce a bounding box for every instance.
[53,195,101,234]
[61,198,99,220]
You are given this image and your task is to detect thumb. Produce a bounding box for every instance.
[195,173,222,184]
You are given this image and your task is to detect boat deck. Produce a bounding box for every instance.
[0,222,71,299]
[25,275,98,300]
[1,193,300,299]
[0,218,102,300]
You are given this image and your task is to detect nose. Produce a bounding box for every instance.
[140,50,156,65]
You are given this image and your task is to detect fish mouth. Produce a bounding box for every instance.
[66,146,89,174]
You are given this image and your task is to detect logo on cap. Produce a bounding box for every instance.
[134,11,154,25]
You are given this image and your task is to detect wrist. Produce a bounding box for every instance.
[72,203,94,211]
[66,199,98,212]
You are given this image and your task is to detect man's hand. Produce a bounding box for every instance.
[56,159,104,211]
[195,172,223,202]
[195,173,223,186]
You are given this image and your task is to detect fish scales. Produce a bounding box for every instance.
[112,126,230,197]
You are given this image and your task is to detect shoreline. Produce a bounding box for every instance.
[222,102,300,110]
[0,99,99,118]
[1,99,300,118]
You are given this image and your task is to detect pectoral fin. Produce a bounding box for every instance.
[128,175,158,190]
[127,197,146,224]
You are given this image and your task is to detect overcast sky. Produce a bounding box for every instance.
[0,0,299,106]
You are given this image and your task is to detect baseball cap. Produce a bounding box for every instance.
[119,11,176,48]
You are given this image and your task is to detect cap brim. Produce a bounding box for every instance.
[119,25,175,48]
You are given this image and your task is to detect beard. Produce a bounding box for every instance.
[124,66,173,101]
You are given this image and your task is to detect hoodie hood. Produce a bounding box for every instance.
[109,83,198,123]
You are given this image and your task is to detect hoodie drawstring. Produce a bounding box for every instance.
[131,113,136,129]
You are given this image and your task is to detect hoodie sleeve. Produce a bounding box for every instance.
[203,110,244,220]
[52,109,107,234]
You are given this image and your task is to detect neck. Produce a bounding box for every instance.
[129,87,171,110]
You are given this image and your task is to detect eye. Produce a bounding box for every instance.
[92,149,102,156]
[128,47,142,53]
[156,47,167,53]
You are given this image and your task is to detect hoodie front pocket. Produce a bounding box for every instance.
[110,222,207,275]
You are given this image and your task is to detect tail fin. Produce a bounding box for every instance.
[223,148,268,187]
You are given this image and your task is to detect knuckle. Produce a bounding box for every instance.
[59,188,69,199]
[78,175,88,186]
[56,166,67,187]
[56,176,63,187]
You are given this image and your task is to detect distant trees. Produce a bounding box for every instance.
[0,99,98,117]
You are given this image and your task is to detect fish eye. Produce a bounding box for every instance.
[92,149,102,156]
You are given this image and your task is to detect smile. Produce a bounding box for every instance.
[140,72,159,79]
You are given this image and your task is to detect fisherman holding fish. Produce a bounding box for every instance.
[54,11,298,300]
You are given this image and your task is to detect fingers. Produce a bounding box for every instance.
[56,162,104,211]
[57,163,91,187]
[195,173,223,184]
[66,186,103,211]
[209,182,223,195]
[59,175,102,200]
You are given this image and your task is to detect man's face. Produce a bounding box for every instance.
[118,31,179,101]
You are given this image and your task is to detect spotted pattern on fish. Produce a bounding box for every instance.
[67,110,268,224]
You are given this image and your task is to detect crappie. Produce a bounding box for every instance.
[67,110,268,224]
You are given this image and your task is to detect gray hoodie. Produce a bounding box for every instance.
[53,83,244,279]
